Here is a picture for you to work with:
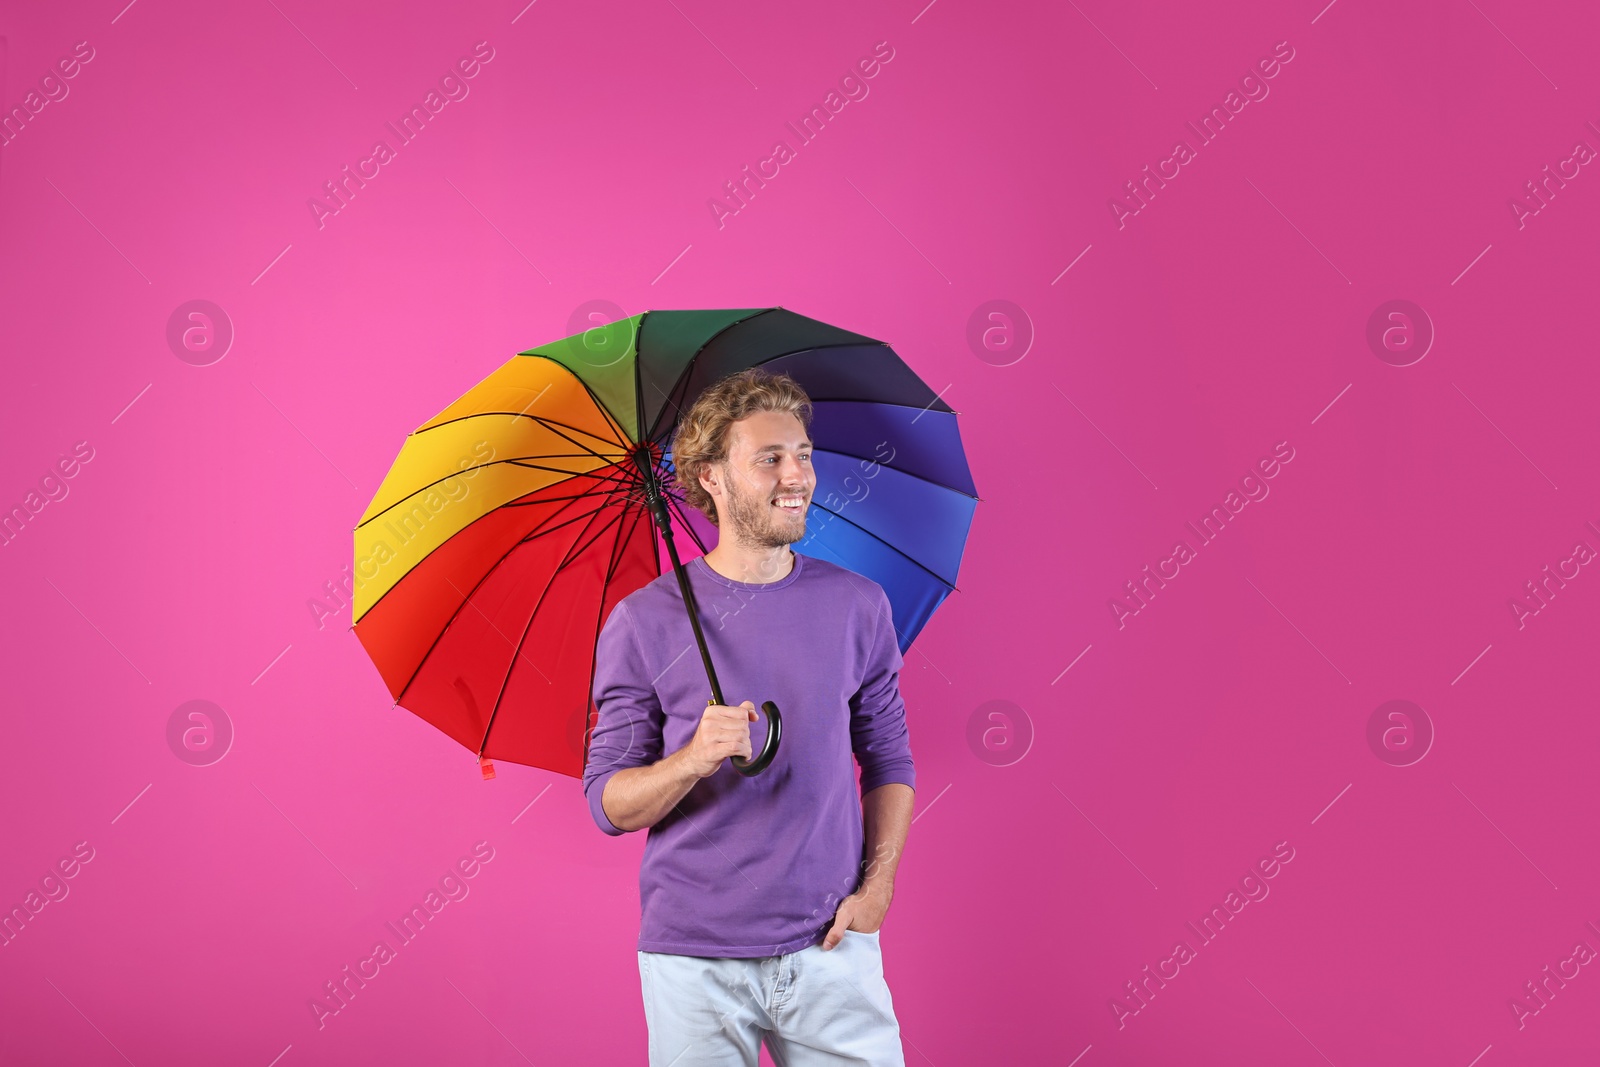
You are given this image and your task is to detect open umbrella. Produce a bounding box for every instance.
[351,308,977,780]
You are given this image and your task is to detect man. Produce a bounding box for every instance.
[582,366,916,1066]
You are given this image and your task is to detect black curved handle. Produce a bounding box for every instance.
[730,700,782,776]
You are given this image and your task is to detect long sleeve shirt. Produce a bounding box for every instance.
[582,550,916,958]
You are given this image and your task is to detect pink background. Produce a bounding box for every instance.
[3,0,1598,1063]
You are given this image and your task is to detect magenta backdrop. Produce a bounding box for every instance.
[3,0,1599,1064]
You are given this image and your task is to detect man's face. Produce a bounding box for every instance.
[702,410,815,551]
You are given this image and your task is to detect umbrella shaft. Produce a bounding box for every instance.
[634,447,726,707]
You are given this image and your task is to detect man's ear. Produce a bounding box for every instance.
[697,460,721,502]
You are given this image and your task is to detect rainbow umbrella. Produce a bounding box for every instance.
[352,308,977,780]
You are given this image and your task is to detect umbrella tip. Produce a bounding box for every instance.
[479,757,496,780]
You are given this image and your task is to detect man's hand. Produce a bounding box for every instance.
[678,701,758,779]
[821,883,892,949]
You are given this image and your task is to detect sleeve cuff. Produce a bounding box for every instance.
[585,767,629,836]
[860,764,916,797]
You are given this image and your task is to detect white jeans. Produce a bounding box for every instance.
[637,930,905,1066]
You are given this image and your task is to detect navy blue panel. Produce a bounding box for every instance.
[655,344,953,444]
[638,309,770,441]
[694,308,883,372]
[761,345,951,412]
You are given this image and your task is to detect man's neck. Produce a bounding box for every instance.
[701,543,795,584]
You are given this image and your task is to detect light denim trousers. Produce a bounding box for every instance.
[637,930,905,1066]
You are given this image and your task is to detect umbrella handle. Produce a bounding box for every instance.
[730,700,782,776]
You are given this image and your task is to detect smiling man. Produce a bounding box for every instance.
[582,367,916,1066]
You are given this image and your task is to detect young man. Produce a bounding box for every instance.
[582,367,917,1066]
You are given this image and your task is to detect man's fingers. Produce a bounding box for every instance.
[822,913,848,950]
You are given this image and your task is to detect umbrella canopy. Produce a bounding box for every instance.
[352,308,978,779]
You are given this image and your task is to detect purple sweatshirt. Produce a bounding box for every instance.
[582,550,916,958]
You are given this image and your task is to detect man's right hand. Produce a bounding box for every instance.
[677,701,758,778]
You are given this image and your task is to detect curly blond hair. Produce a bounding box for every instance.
[670,368,813,526]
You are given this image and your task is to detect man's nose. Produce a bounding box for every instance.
[776,454,809,484]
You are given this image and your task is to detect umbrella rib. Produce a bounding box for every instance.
[811,445,979,501]
[503,452,634,459]
[635,312,651,459]
[559,494,642,563]
[357,453,629,532]
[605,494,649,586]
[660,491,714,557]
[804,496,957,592]
[500,487,634,510]
[794,393,960,414]
[510,496,623,547]
[356,454,611,531]
[475,502,615,754]
[518,412,635,467]
[386,467,640,706]
[512,493,636,548]
[651,340,944,444]
[637,445,711,556]
[479,495,637,757]
[643,308,778,443]
[495,463,645,549]
[515,352,638,447]
[585,493,654,766]
[357,462,644,632]
[502,459,638,490]
[414,407,631,456]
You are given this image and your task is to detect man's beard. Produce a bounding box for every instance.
[721,467,805,550]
